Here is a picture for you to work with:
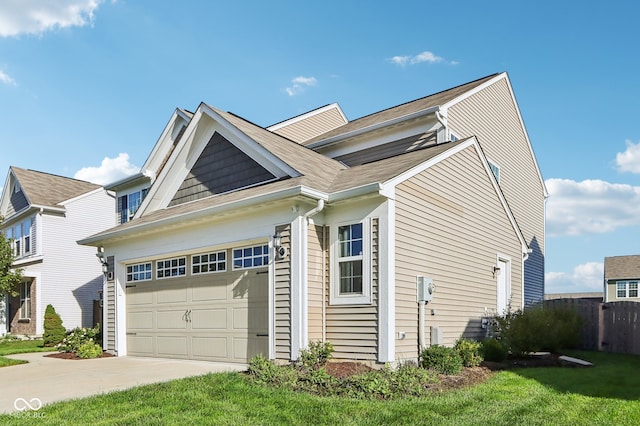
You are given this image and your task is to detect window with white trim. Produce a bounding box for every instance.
[617,281,639,298]
[192,251,227,274]
[20,282,31,319]
[126,262,152,282]
[157,257,187,278]
[8,217,34,258]
[331,220,371,305]
[118,188,149,224]
[233,244,269,269]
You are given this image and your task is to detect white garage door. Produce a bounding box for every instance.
[126,265,268,363]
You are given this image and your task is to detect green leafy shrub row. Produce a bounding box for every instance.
[77,342,105,359]
[420,338,484,374]
[494,306,582,356]
[481,338,508,362]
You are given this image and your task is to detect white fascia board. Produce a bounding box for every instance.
[78,185,328,246]
[59,187,108,206]
[267,103,347,131]
[306,106,441,150]
[201,104,300,178]
[442,72,548,199]
[141,108,192,175]
[0,169,14,216]
[327,183,383,203]
[105,173,146,191]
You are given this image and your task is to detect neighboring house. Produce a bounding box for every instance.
[0,167,114,336]
[544,292,603,302]
[80,72,546,365]
[604,255,640,302]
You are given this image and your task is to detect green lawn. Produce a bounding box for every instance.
[0,338,55,368]
[1,350,639,425]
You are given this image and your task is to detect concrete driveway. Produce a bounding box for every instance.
[1,352,246,414]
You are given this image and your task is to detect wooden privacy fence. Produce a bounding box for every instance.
[545,299,640,355]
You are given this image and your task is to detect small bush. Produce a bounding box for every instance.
[454,338,483,367]
[58,325,101,353]
[298,340,334,369]
[77,342,103,359]
[420,345,463,375]
[495,306,583,356]
[481,338,508,362]
[384,363,436,396]
[43,305,65,347]
[248,354,298,387]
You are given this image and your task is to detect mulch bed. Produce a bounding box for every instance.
[44,351,115,360]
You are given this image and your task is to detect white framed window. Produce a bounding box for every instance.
[617,281,639,298]
[157,257,187,278]
[330,220,371,305]
[192,251,227,274]
[233,244,269,270]
[20,282,31,319]
[119,188,149,224]
[488,159,500,182]
[9,217,34,258]
[126,262,152,282]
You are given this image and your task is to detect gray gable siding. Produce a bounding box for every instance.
[334,131,437,166]
[7,188,29,217]
[169,132,277,207]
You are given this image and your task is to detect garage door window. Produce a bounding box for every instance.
[157,257,187,278]
[192,251,227,274]
[126,262,152,282]
[233,244,269,269]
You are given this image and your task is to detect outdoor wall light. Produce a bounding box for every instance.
[273,232,287,260]
[96,249,109,274]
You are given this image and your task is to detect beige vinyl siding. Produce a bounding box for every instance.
[325,219,379,361]
[307,224,325,342]
[447,78,545,303]
[395,145,523,359]
[105,279,116,351]
[271,107,347,143]
[274,224,292,360]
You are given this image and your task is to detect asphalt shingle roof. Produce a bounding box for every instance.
[11,167,101,208]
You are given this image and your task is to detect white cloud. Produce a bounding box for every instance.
[545,262,604,293]
[387,50,456,66]
[0,69,16,86]
[0,0,105,37]
[545,178,640,237]
[285,76,317,96]
[74,153,139,185]
[616,140,640,174]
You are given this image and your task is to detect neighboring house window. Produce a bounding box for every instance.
[233,244,269,270]
[450,132,459,142]
[126,262,152,282]
[119,188,149,224]
[192,251,226,274]
[331,220,371,305]
[488,160,500,182]
[157,257,186,278]
[20,282,31,319]
[617,281,639,298]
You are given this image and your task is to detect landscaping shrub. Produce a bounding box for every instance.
[454,338,483,367]
[77,342,103,359]
[419,345,463,374]
[481,338,508,362]
[494,306,582,356]
[43,304,65,347]
[298,340,334,369]
[58,325,101,353]
[248,354,298,387]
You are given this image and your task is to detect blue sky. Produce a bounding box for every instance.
[1,1,639,294]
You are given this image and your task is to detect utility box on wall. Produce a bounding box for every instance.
[417,276,435,302]
[431,326,443,345]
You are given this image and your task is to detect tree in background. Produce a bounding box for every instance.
[0,217,22,297]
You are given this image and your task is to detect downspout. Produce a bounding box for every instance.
[418,300,426,350]
[303,199,325,346]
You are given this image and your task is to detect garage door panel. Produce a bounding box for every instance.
[127,288,153,305]
[157,310,189,330]
[192,279,227,302]
[128,311,153,330]
[156,282,188,304]
[232,307,248,329]
[128,335,154,355]
[192,336,228,358]
[191,308,227,329]
[157,336,188,356]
